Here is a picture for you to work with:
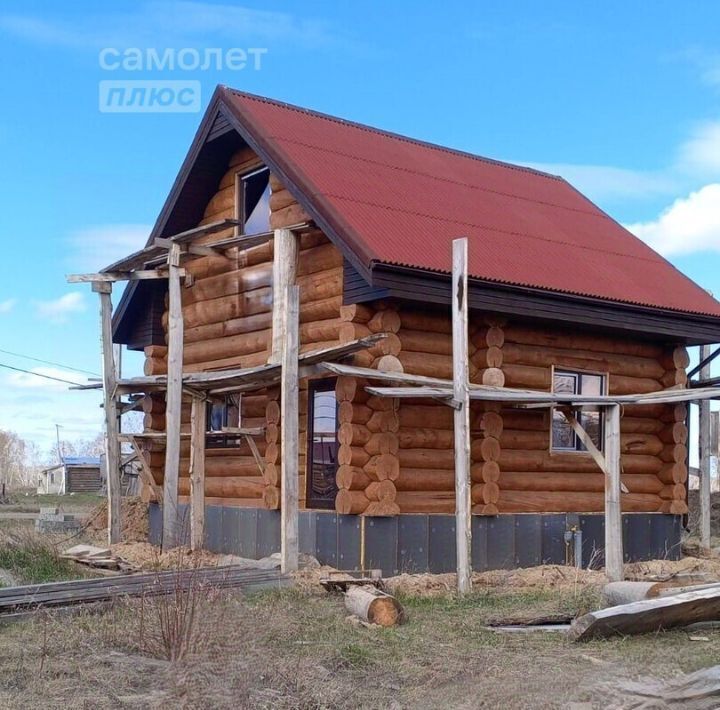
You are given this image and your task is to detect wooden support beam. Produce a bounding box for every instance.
[699,343,713,553]
[281,285,300,573]
[162,243,184,551]
[245,435,265,475]
[269,228,298,365]
[154,237,230,260]
[452,238,472,595]
[560,410,630,494]
[604,403,623,582]
[67,269,183,283]
[92,281,121,546]
[220,426,266,436]
[127,437,163,503]
[189,396,206,552]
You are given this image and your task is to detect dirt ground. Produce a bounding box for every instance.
[1,496,720,707]
[1,564,719,709]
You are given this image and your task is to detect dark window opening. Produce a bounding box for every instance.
[206,394,241,448]
[237,167,270,235]
[551,370,606,452]
[306,379,339,509]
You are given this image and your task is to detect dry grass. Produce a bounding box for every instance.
[1,578,719,709]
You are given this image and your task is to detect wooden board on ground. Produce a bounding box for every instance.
[320,576,383,593]
[61,545,136,573]
[569,586,720,641]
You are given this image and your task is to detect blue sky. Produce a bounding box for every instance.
[0,0,719,453]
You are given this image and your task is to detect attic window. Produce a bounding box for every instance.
[236,167,270,235]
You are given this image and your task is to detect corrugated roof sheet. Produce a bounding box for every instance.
[224,88,720,318]
[63,457,101,467]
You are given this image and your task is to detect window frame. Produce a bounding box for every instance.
[205,394,242,449]
[550,365,608,454]
[306,378,340,510]
[234,166,270,237]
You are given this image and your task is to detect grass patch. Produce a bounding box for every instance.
[0,583,719,709]
[0,535,84,584]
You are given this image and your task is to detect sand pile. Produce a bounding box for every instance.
[110,542,230,571]
[84,497,149,542]
[385,564,606,596]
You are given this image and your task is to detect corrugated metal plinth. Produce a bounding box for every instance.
[148,506,682,576]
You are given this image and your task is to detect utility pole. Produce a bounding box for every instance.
[55,424,63,464]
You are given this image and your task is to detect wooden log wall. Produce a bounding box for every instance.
[333,300,689,516]
[142,148,341,509]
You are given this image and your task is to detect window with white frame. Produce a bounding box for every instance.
[551,370,606,452]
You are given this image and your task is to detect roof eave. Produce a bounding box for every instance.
[370,262,720,344]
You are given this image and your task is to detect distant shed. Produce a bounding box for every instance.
[38,457,103,495]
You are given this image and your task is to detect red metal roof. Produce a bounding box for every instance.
[223,88,720,318]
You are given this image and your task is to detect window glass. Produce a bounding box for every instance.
[242,168,270,234]
[308,381,339,508]
[581,373,603,396]
[206,395,241,448]
[551,370,605,452]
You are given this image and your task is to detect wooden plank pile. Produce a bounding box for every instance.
[61,544,136,573]
[0,566,290,621]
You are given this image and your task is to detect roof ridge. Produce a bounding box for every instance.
[222,86,566,183]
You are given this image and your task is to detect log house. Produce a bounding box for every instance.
[84,88,720,574]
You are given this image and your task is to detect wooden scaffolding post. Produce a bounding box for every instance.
[699,343,713,553]
[93,281,121,545]
[189,395,206,551]
[162,243,184,550]
[270,228,299,365]
[281,285,300,573]
[604,403,623,582]
[452,238,472,594]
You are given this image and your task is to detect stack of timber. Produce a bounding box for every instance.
[61,544,136,572]
[0,567,289,620]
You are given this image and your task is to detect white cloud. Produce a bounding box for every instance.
[0,298,16,313]
[625,184,720,256]
[67,223,151,272]
[524,163,679,203]
[677,121,720,175]
[35,292,86,324]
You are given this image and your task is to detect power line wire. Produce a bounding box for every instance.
[0,362,85,386]
[0,348,100,377]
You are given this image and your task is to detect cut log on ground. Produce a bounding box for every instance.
[344,585,404,627]
[569,586,720,641]
[603,580,720,606]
